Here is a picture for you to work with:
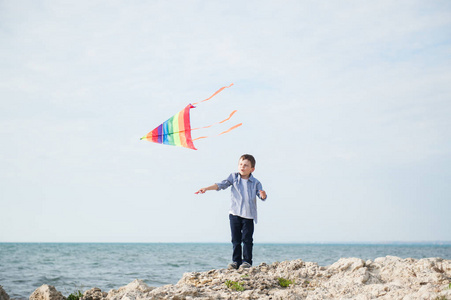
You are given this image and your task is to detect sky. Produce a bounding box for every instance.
[1,0,450,243]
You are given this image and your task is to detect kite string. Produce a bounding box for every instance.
[193,123,243,141]
[192,83,234,105]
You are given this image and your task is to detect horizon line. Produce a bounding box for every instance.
[1,241,450,245]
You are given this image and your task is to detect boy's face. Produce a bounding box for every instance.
[238,158,255,178]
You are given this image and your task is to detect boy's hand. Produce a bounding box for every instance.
[259,190,267,199]
[195,188,206,194]
[195,184,218,194]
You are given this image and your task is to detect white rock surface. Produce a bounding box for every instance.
[107,280,155,300]
[29,256,451,299]
[29,285,65,300]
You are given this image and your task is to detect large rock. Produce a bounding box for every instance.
[0,286,10,300]
[29,285,65,300]
[157,256,451,299]
[28,256,451,299]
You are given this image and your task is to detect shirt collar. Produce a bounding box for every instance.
[238,173,254,182]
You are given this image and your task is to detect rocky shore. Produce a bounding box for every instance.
[2,256,451,299]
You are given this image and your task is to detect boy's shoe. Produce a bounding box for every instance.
[240,262,252,269]
[228,262,239,270]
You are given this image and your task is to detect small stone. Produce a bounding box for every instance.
[82,288,107,300]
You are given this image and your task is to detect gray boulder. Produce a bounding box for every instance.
[0,286,10,300]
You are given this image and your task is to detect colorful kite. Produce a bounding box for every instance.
[140,84,241,150]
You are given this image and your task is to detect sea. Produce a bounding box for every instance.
[1,243,450,299]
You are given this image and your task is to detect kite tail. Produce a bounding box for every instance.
[192,83,234,105]
[191,110,238,131]
[193,123,242,141]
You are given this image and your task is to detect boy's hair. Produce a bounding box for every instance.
[240,154,256,168]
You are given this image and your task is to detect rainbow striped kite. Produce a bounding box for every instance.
[140,84,241,150]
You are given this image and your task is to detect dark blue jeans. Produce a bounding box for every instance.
[229,214,254,266]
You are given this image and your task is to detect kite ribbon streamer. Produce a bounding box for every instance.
[193,123,243,141]
[191,110,238,131]
[192,83,234,105]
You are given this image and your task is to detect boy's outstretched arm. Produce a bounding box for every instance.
[195,184,219,194]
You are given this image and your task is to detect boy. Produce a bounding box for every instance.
[196,154,267,269]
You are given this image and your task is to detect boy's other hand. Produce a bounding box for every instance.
[259,190,267,199]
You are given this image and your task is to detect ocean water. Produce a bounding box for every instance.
[1,243,450,299]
